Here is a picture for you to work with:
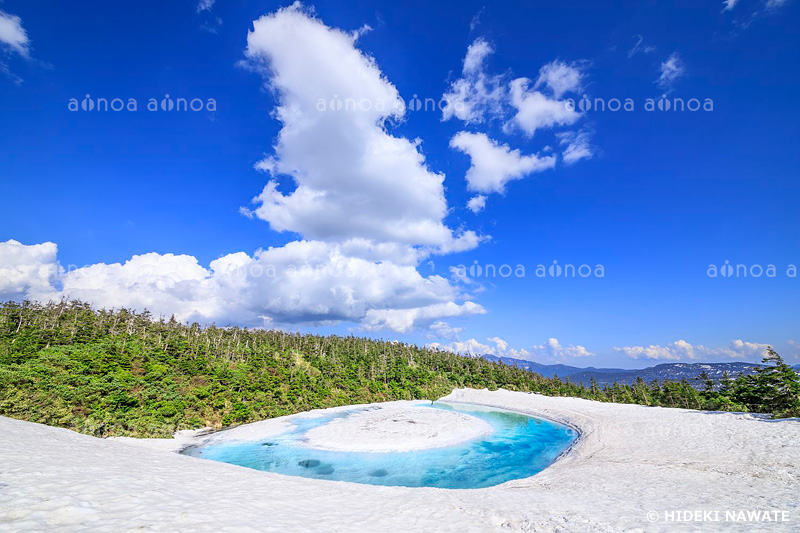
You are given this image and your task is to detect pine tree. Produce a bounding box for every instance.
[754,347,800,416]
[697,370,714,393]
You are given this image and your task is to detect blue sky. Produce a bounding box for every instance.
[0,0,798,367]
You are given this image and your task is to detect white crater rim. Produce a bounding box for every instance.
[302,405,494,453]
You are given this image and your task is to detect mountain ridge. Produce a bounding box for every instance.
[481,354,800,387]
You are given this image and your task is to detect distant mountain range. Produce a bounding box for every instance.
[481,354,800,388]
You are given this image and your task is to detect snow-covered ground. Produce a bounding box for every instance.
[1,388,798,532]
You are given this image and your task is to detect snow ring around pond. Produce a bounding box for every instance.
[302,405,494,452]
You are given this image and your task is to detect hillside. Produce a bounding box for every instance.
[0,301,579,437]
[1,301,798,438]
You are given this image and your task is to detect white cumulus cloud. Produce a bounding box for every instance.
[429,336,589,362]
[427,320,463,340]
[0,240,61,301]
[530,337,594,361]
[534,60,584,99]
[241,4,478,254]
[488,336,508,352]
[441,43,593,209]
[615,339,771,361]
[0,240,485,332]
[463,38,493,75]
[450,131,555,194]
[441,38,506,124]
[466,195,487,214]
[363,301,486,334]
[507,77,582,137]
[0,5,496,334]
[428,337,495,357]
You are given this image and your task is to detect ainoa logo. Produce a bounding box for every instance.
[536,261,604,278]
[455,260,604,279]
[565,94,714,113]
[707,260,797,278]
[314,93,464,114]
[68,94,217,112]
[460,261,525,279]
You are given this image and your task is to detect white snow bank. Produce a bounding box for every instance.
[1,389,799,532]
[303,403,493,452]
[108,427,215,452]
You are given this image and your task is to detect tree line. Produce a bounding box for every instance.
[0,300,797,438]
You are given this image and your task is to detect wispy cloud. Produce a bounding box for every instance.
[0,10,30,57]
[765,0,790,11]
[469,6,485,31]
[0,9,32,83]
[728,0,791,29]
[628,34,655,58]
[557,128,595,165]
[196,0,216,13]
[196,0,222,33]
[722,0,739,12]
[787,340,800,359]
[656,52,685,91]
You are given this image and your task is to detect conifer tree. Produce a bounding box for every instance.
[753,347,800,415]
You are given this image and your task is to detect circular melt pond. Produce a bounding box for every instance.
[181,402,577,489]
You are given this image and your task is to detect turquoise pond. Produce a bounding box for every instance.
[181,403,577,489]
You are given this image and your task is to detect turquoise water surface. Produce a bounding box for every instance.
[181,403,577,489]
